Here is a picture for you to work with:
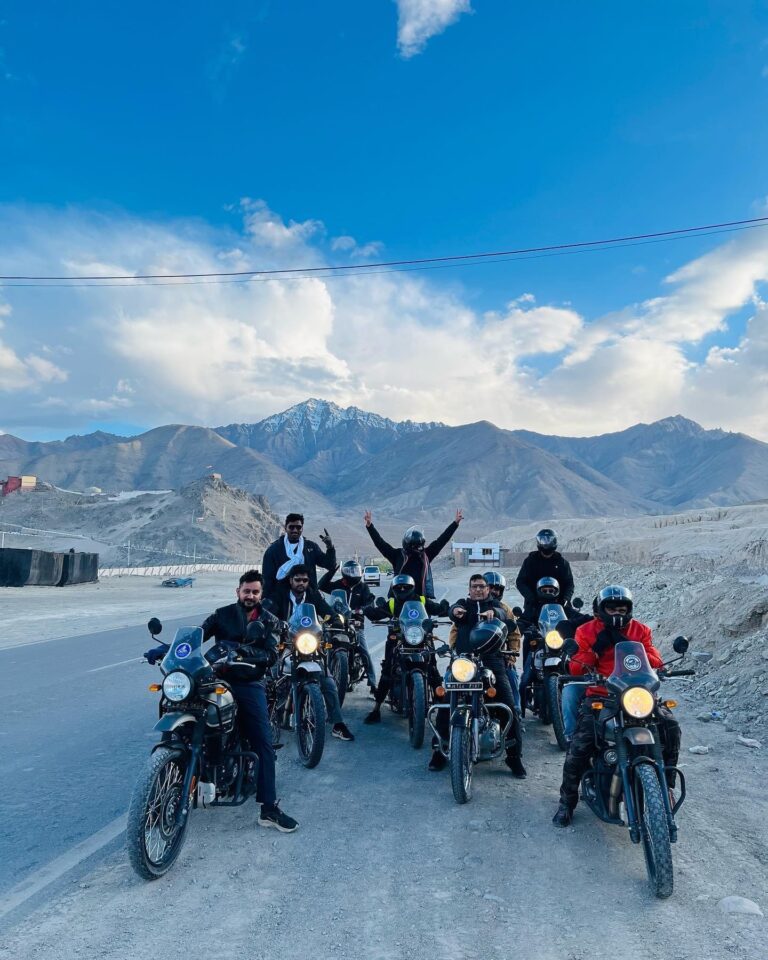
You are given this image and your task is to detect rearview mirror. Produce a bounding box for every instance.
[148,617,162,636]
[672,635,689,654]
[439,599,450,616]
[512,606,523,618]
[375,596,387,609]
[572,597,584,610]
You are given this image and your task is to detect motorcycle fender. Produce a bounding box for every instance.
[623,727,656,746]
[296,662,323,675]
[154,712,197,733]
[450,706,472,730]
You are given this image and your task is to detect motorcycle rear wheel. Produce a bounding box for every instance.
[636,763,674,899]
[127,747,191,880]
[408,672,426,749]
[450,725,473,804]
[547,674,567,750]
[297,682,326,768]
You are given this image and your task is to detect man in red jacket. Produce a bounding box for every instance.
[552,585,681,827]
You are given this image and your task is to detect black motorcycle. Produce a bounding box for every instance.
[429,620,514,804]
[521,598,584,733]
[281,602,330,768]
[375,598,446,749]
[127,619,259,879]
[578,636,708,898]
[327,589,370,705]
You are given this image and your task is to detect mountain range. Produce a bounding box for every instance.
[2,398,768,526]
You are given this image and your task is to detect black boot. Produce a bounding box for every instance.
[552,802,574,827]
[505,751,527,779]
[364,707,381,724]
[428,750,447,771]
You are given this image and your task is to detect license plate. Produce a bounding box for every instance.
[445,681,484,691]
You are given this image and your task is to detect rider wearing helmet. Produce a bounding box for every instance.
[362,574,445,724]
[318,560,377,691]
[430,574,526,776]
[482,570,522,712]
[515,529,574,624]
[552,585,681,827]
[363,508,463,598]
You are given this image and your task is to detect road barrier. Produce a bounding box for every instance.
[0,548,99,586]
[98,562,256,578]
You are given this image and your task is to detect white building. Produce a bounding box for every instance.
[451,542,501,566]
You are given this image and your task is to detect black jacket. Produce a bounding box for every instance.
[515,550,574,607]
[449,597,505,652]
[317,570,374,610]
[365,521,458,599]
[267,583,335,623]
[200,601,278,683]
[261,537,337,598]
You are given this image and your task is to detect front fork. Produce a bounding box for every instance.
[175,720,204,827]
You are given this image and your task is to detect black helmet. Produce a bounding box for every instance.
[391,574,416,598]
[464,619,508,656]
[536,577,560,601]
[341,560,362,585]
[597,585,633,629]
[483,571,506,597]
[402,527,426,552]
[536,528,558,553]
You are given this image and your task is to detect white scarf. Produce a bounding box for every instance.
[276,535,305,581]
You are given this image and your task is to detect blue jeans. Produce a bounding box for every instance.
[229,682,277,809]
[562,682,588,741]
[506,665,521,713]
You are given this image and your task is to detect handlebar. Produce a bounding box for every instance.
[662,669,696,678]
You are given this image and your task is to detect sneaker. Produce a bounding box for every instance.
[505,754,527,779]
[259,804,299,833]
[364,709,381,724]
[428,750,447,771]
[332,723,355,741]
[552,803,574,828]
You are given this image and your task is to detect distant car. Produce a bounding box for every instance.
[161,576,195,588]
[363,565,381,587]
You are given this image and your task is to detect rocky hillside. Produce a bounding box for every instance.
[0,476,281,565]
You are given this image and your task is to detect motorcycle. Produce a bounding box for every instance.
[280,602,330,768]
[327,589,370,705]
[521,597,584,734]
[428,619,513,804]
[374,597,447,749]
[127,618,259,879]
[578,635,709,898]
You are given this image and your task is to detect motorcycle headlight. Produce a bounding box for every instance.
[451,658,477,683]
[545,630,564,651]
[162,671,192,702]
[404,625,423,645]
[295,632,319,655]
[621,687,655,719]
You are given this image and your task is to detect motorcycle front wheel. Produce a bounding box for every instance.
[636,763,674,898]
[297,682,327,768]
[330,650,350,707]
[547,674,567,750]
[449,725,473,804]
[408,672,426,749]
[127,747,191,880]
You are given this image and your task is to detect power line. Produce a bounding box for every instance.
[1,214,766,285]
[1,222,763,289]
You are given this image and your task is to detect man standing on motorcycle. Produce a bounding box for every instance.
[363,574,445,725]
[200,571,299,833]
[269,565,356,743]
[363,508,463,598]
[552,585,681,827]
[435,574,526,777]
[262,513,337,598]
[318,560,378,692]
[515,529,574,624]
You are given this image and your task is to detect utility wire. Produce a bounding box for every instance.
[0,214,766,286]
[1,222,763,289]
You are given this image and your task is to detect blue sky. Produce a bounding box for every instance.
[1,1,768,440]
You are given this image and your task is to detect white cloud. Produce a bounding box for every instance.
[1,202,768,440]
[395,0,472,58]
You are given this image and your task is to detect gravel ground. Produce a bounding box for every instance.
[0,566,765,959]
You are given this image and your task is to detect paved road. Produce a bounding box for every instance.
[0,599,391,917]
